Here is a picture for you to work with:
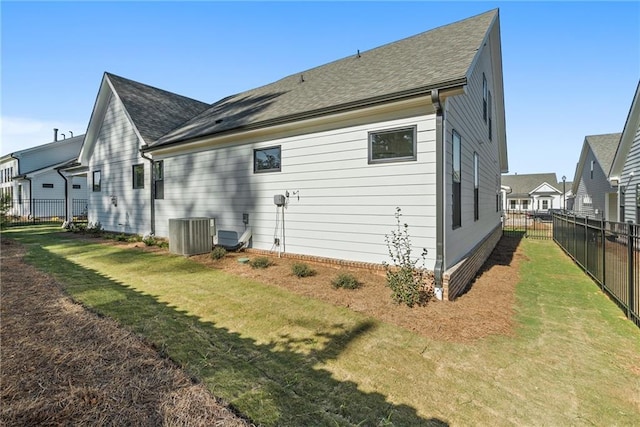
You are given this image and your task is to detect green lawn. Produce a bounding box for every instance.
[4,226,640,426]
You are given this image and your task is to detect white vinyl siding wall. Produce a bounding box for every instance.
[443,37,503,268]
[575,146,616,219]
[88,94,151,234]
[620,123,640,223]
[155,112,437,266]
[30,170,66,200]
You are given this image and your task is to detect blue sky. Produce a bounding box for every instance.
[1,1,638,182]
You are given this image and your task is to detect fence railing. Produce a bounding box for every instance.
[2,199,88,225]
[553,213,639,327]
[502,209,554,240]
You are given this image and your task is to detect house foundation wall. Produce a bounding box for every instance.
[442,224,502,300]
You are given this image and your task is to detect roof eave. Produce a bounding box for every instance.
[146,79,467,152]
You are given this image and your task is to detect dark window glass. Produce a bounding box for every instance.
[93,171,101,192]
[154,160,164,200]
[42,183,54,188]
[133,164,144,189]
[369,127,417,163]
[453,130,461,228]
[254,146,281,173]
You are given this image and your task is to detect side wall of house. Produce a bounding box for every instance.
[620,122,640,223]
[155,106,438,266]
[87,94,151,234]
[574,147,616,219]
[443,30,503,271]
[31,170,66,200]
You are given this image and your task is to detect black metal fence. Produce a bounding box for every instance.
[553,213,639,327]
[2,199,88,225]
[502,209,554,240]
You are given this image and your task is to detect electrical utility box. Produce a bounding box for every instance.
[169,217,212,256]
[274,194,286,206]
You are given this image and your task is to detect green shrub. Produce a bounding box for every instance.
[158,241,169,249]
[86,221,103,236]
[115,233,128,242]
[127,235,143,243]
[142,235,157,246]
[249,256,273,269]
[383,207,429,307]
[332,273,360,289]
[211,246,227,260]
[291,262,316,278]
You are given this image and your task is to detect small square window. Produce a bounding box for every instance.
[93,171,101,192]
[133,164,144,189]
[254,146,281,173]
[369,126,417,164]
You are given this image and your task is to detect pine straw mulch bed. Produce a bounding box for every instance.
[0,238,253,427]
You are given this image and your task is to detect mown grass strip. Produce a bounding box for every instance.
[3,226,640,426]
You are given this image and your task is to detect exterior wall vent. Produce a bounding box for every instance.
[169,217,213,256]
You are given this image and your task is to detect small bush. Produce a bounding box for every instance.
[384,207,430,307]
[332,273,360,289]
[86,221,103,236]
[142,235,157,246]
[249,256,273,269]
[127,235,143,243]
[211,246,227,260]
[158,241,169,249]
[291,262,316,278]
[115,233,128,242]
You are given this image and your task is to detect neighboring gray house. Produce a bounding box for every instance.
[609,81,640,223]
[80,9,508,300]
[501,173,565,212]
[571,133,621,220]
[0,132,87,220]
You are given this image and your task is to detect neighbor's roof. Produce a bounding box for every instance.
[106,73,211,144]
[585,133,622,175]
[152,9,499,148]
[502,173,560,197]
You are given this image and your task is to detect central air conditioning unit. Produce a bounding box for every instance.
[169,217,214,256]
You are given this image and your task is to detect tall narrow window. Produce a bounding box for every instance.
[132,164,144,189]
[92,171,101,192]
[482,73,487,122]
[474,152,479,221]
[621,186,626,222]
[17,184,22,204]
[154,160,164,200]
[590,160,595,179]
[452,130,462,229]
[488,90,493,141]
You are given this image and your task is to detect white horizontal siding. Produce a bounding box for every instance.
[156,112,437,266]
[444,40,503,268]
[87,95,151,234]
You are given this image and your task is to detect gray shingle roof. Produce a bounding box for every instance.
[585,133,621,174]
[106,73,210,144]
[502,173,560,197]
[152,9,498,148]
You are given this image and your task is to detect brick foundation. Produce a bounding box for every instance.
[442,224,502,300]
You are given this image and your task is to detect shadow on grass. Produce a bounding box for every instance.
[15,236,448,426]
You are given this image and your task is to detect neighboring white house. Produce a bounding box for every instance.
[79,9,508,300]
[0,132,87,220]
[609,80,640,223]
[571,133,621,220]
[501,173,566,212]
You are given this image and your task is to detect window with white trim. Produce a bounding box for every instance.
[132,164,144,189]
[154,160,164,200]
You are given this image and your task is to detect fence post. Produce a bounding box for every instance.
[584,216,588,268]
[628,221,635,320]
[601,217,606,291]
